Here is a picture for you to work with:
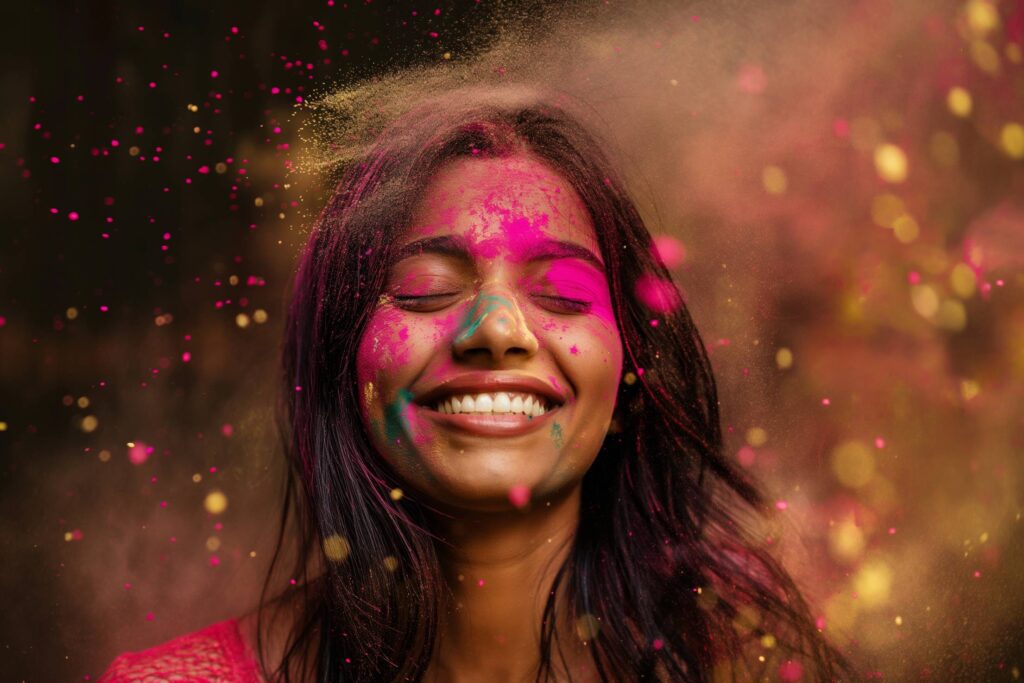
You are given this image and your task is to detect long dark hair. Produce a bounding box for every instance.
[258,89,851,681]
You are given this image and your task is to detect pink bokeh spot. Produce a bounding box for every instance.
[778,660,804,681]
[635,273,681,314]
[508,484,531,509]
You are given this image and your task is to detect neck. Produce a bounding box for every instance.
[423,484,596,683]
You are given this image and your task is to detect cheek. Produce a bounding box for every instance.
[355,307,415,417]
[539,315,623,401]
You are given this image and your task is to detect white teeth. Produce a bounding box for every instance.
[434,392,552,416]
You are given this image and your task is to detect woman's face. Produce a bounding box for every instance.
[355,154,623,512]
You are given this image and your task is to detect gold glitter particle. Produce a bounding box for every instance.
[98,449,111,462]
[66,307,78,320]
[775,347,793,369]
[390,488,404,501]
[229,275,239,286]
[206,536,221,552]
[892,215,920,243]
[323,534,351,562]
[249,550,257,558]
[760,634,777,649]
[874,143,908,183]
[64,532,73,541]
[853,559,892,608]
[623,371,637,385]
[970,40,1000,74]
[950,263,978,298]
[77,396,90,408]
[204,490,228,515]
[0,421,6,432]
[961,379,980,400]
[215,162,228,174]
[442,52,452,60]
[253,309,268,324]
[254,197,264,207]
[1001,123,1024,159]
[831,439,875,489]
[871,193,904,229]
[946,87,972,117]
[761,165,787,195]
[81,415,99,433]
[235,313,251,328]
[895,615,903,626]
[187,103,199,112]
[746,427,768,447]
[910,285,940,319]
[128,146,140,157]
[382,556,399,572]
[192,473,202,483]
[575,613,601,641]
[966,0,999,36]
[828,519,866,564]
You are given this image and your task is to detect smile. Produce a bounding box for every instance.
[433,392,550,417]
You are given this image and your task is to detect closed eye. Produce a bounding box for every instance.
[530,294,592,314]
[392,292,461,311]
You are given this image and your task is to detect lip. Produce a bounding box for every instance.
[413,372,568,410]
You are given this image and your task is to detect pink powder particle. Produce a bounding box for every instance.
[0,316,6,327]
[198,165,210,174]
[145,612,155,621]
[775,500,789,511]
[128,442,150,465]
[181,351,191,362]
[210,70,219,78]
[737,446,756,468]
[50,156,60,164]
[652,639,663,650]
[874,437,886,449]
[507,484,531,509]
[220,423,234,437]
[821,398,831,406]
[477,579,485,587]
[778,660,804,681]
[68,211,79,221]
[209,555,221,567]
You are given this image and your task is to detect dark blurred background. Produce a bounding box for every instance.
[2,0,1023,680]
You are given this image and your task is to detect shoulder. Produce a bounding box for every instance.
[99,618,264,683]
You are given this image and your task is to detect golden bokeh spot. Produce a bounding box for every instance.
[935,299,967,332]
[215,162,228,174]
[965,0,999,37]
[253,309,268,324]
[206,536,221,552]
[874,143,908,183]
[389,488,404,501]
[824,592,859,634]
[235,313,251,328]
[910,285,940,319]
[228,275,239,285]
[623,371,637,385]
[128,146,140,157]
[1001,123,1024,159]
[950,263,977,298]
[775,347,793,369]
[870,193,904,229]
[204,490,228,515]
[442,52,452,60]
[575,614,601,641]
[77,396,90,408]
[1007,43,1023,64]
[98,449,111,462]
[187,103,199,112]
[696,586,719,612]
[760,634,777,649]
[979,531,989,543]
[960,379,980,401]
[254,197,264,207]
[64,532,73,542]
[192,473,202,483]
[831,439,875,489]
[732,604,761,635]
[892,215,919,243]
[323,534,351,562]
[761,165,787,195]
[862,475,898,516]
[853,559,892,609]
[382,556,399,572]
[0,421,7,432]
[249,550,257,558]
[970,40,1000,74]
[66,307,79,320]
[946,87,972,117]
[930,131,960,167]
[894,615,903,626]
[828,519,866,564]
[746,427,768,447]
[81,415,99,433]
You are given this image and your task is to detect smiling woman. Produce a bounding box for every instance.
[100,90,852,682]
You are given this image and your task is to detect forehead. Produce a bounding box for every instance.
[405,155,600,261]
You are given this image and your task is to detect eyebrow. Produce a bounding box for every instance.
[394,235,606,272]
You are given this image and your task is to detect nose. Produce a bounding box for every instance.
[453,288,540,362]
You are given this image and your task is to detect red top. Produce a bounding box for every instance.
[99,618,265,682]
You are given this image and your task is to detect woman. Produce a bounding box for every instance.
[102,89,851,682]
